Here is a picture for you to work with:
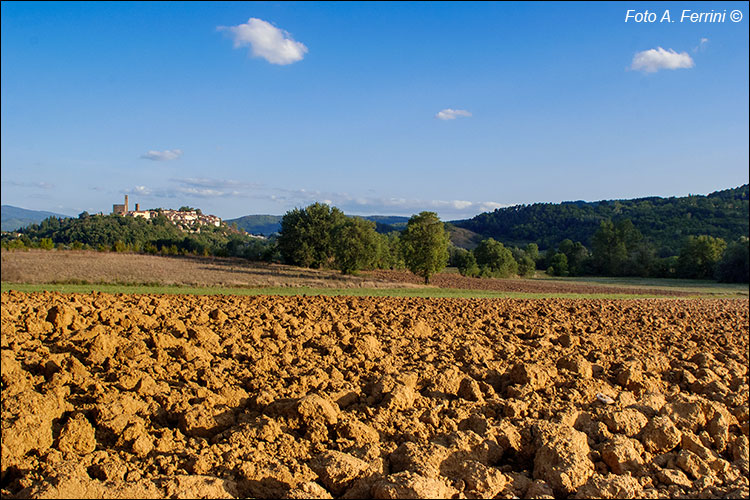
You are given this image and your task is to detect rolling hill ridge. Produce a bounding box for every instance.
[453,185,749,255]
[1,205,72,232]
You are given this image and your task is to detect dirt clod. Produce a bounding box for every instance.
[0,291,747,499]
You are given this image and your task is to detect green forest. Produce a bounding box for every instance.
[455,185,749,256]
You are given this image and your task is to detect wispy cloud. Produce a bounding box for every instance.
[265,188,505,219]
[174,178,261,190]
[630,47,694,73]
[173,178,262,198]
[124,178,262,200]
[4,180,54,189]
[694,37,709,53]
[435,109,472,120]
[122,180,504,219]
[218,18,307,65]
[140,149,183,161]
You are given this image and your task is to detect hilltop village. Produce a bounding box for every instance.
[112,195,222,233]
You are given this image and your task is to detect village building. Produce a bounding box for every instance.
[111,195,221,231]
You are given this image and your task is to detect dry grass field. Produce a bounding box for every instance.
[0,250,411,290]
[4,249,744,297]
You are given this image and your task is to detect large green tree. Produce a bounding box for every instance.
[516,253,536,277]
[677,235,727,279]
[400,211,450,284]
[453,247,480,277]
[590,219,654,276]
[715,237,749,283]
[276,203,346,268]
[547,252,569,277]
[333,217,380,274]
[591,220,628,275]
[557,239,590,276]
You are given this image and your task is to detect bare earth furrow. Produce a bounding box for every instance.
[1,292,748,499]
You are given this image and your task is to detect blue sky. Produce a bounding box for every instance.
[2,1,748,220]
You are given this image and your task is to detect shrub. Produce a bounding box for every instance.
[473,238,517,278]
[39,238,55,250]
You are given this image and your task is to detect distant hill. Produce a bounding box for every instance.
[452,185,749,256]
[358,215,410,226]
[445,224,483,249]
[226,215,283,236]
[354,215,409,234]
[1,205,71,232]
[227,214,411,236]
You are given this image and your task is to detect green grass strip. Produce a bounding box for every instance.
[1,282,737,300]
[550,277,748,293]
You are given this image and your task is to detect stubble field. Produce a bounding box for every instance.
[1,289,748,499]
[0,250,404,290]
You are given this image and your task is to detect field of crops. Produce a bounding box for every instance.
[1,290,748,499]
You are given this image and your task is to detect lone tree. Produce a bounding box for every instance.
[400,211,449,284]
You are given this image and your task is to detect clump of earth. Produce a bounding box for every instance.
[1,291,748,499]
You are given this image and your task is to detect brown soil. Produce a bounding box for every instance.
[1,291,748,499]
[364,270,695,297]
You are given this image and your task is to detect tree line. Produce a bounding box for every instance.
[536,219,748,283]
[1,211,274,261]
[2,201,748,283]
[274,204,448,283]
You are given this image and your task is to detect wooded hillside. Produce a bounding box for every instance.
[454,185,749,256]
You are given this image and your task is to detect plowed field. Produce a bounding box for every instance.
[1,292,748,499]
[365,270,697,297]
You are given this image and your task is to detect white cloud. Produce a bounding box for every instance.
[218,18,307,65]
[449,200,473,210]
[630,47,694,73]
[140,149,183,161]
[132,185,152,195]
[435,109,472,120]
[478,201,505,212]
